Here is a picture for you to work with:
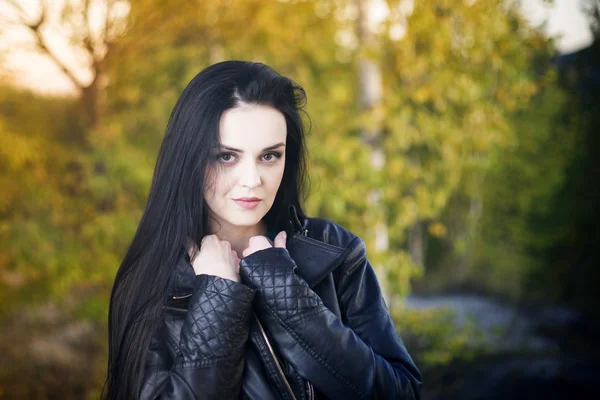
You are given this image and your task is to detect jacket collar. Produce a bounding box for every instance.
[285,232,349,287]
[285,204,350,286]
[168,205,349,296]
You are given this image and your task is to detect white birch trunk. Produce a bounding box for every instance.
[356,0,390,303]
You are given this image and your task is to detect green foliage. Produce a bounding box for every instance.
[393,308,489,369]
[472,77,579,297]
[423,61,594,303]
[0,85,142,318]
[425,72,578,297]
[375,0,554,294]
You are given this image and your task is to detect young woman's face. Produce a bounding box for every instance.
[204,104,287,231]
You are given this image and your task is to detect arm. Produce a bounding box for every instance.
[239,237,422,400]
[140,275,255,399]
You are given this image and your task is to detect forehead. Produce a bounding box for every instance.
[219,104,287,149]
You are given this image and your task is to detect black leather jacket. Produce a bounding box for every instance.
[141,213,422,399]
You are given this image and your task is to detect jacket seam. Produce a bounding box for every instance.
[167,369,199,400]
[173,354,241,369]
[259,300,367,398]
[192,290,254,304]
[285,304,328,325]
[341,236,364,277]
[165,332,180,354]
[250,327,294,399]
[293,234,348,252]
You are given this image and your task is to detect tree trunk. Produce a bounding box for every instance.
[408,221,424,267]
[82,82,98,127]
[356,0,389,302]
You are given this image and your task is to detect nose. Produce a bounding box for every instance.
[239,163,261,189]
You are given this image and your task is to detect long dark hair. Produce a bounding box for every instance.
[105,61,309,399]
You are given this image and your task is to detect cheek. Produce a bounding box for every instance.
[268,163,285,189]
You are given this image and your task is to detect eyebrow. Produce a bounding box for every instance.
[219,142,286,152]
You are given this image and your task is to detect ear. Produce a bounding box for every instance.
[273,231,287,249]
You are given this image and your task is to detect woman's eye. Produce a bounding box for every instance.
[217,153,236,163]
[261,152,281,162]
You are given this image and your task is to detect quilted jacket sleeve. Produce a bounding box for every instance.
[140,274,255,400]
[239,237,422,400]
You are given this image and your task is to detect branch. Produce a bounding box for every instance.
[0,14,23,29]
[33,28,85,90]
[2,0,35,31]
[5,0,30,22]
[104,0,114,43]
[4,0,120,92]
[96,0,121,76]
[15,0,86,90]
[82,0,95,55]
[103,0,123,48]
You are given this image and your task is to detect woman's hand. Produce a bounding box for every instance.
[188,235,241,282]
[242,231,287,258]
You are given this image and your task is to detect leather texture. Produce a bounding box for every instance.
[140,215,422,399]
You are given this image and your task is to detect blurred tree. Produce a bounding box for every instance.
[0,85,89,313]
[355,0,391,300]
[374,0,550,295]
[0,0,129,127]
[427,75,575,298]
[584,0,600,39]
[419,1,600,309]
[522,0,600,316]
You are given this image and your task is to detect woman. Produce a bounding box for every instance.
[106,61,421,399]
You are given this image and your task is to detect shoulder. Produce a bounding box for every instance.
[305,217,366,255]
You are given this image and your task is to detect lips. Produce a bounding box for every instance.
[233,197,261,210]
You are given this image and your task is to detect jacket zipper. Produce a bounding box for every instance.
[163,305,187,314]
[171,293,192,300]
[306,380,314,400]
[255,316,297,400]
[292,227,316,400]
[164,293,193,314]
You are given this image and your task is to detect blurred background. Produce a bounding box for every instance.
[1,0,599,398]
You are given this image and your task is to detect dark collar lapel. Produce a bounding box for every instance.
[167,250,196,297]
[286,233,350,288]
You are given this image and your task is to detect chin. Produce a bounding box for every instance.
[229,210,265,227]
[232,219,261,228]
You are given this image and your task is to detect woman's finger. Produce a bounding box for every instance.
[273,231,287,249]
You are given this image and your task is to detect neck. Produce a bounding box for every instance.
[209,218,267,257]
